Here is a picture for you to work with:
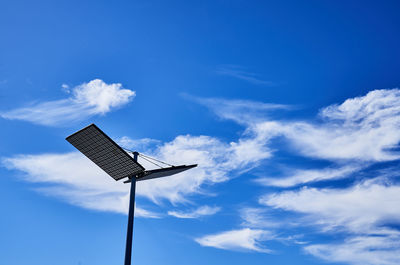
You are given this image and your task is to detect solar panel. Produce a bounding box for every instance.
[66,124,145,181]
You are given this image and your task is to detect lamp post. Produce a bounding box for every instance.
[66,124,197,265]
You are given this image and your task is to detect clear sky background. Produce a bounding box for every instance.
[1,1,400,265]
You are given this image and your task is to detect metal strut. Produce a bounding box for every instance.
[123,148,174,169]
[138,153,174,167]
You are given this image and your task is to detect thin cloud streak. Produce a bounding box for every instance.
[256,165,363,187]
[168,205,220,219]
[195,228,274,253]
[184,94,291,125]
[216,65,276,86]
[240,208,284,229]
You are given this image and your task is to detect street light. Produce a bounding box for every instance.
[66,124,197,265]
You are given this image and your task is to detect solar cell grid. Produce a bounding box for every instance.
[66,124,144,180]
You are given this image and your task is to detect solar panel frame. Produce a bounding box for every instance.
[66,124,145,181]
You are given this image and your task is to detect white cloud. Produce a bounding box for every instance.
[187,89,400,191]
[122,88,400,208]
[186,94,291,125]
[240,208,282,229]
[252,89,400,162]
[1,152,158,217]
[4,88,400,263]
[168,205,220,219]
[61,83,70,94]
[195,89,400,163]
[195,228,274,253]
[185,89,400,209]
[216,65,276,86]
[259,179,400,265]
[195,206,305,253]
[305,234,400,265]
[260,180,400,233]
[0,79,135,126]
[241,90,400,265]
[2,130,272,214]
[320,89,400,124]
[256,165,362,187]
[160,89,400,262]
[137,134,271,204]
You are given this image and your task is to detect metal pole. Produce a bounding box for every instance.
[124,152,138,265]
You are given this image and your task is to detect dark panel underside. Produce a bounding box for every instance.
[66,124,144,181]
[137,164,197,182]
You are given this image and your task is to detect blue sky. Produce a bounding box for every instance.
[1,1,400,264]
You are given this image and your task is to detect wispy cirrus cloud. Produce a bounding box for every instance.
[194,206,305,253]
[216,65,277,86]
[4,89,400,207]
[256,164,363,188]
[240,208,284,229]
[200,89,400,163]
[261,179,400,233]
[248,89,400,192]
[195,228,274,253]
[190,89,400,188]
[0,79,135,126]
[261,179,400,265]
[304,234,400,265]
[1,152,158,218]
[184,94,291,125]
[190,89,400,264]
[136,133,271,204]
[2,130,272,214]
[168,205,220,219]
[4,88,400,264]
